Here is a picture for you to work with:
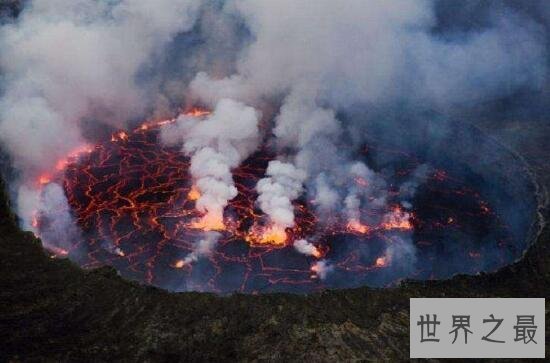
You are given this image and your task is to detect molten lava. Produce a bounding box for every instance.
[32,108,515,293]
[187,185,200,201]
[173,259,185,269]
[248,225,288,246]
[375,256,388,268]
[347,219,370,234]
[190,214,226,232]
[381,206,413,230]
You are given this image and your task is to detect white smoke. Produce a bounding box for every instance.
[181,231,221,265]
[162,98,260,228]
[343,162,386,225]
[193,0,545,109]
[256,160,306,229]
[311,259,334,280]
[293,239,320,257]
[312,174,340,212]
[0,0,201,173]
[383,235,417,275]
[344,194,362,227]
[399,164,431,209]
[189,0,546,222]
[0,0,202,242]
[24,183,82,253]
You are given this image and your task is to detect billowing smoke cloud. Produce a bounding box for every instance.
[162,98,260,229]
[399,164,431,210]
[188,0,546,258]
[193,0,545,108]
[256,160,306,230]
[311,259,334,280]
[293,239,320,258]
[381,235,417,277]
[344,162,387,227]
[173,0,543,290]
[0,0,201,173]
[21,183,82,254]
[0,0,203,246]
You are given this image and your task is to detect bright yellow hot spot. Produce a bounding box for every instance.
[347,219,370,234]
[256,225,287,246]
[188,185,201,201]
[190,214,225,231]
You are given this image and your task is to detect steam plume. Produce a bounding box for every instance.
[188,0,546,259]
[0,0,202,242]
[163,98,260,229]
[181,231,220,265]
[311,259,333,280]
[293,239,321,258]
[256,160,306,231]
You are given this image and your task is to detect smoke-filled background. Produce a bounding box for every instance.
[0,0,547,291]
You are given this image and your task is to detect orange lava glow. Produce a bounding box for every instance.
[173,259,185,269]
[30,107,511,293]
[375,256,388,267]
[382,206,412,230]
[184,107,211,118]
[354,176,369,187]
[138,118,175,131]
[187,185,201,201]
[347,219,370,234]
[38,175,51,185]
[311,247,322,258]
[111,130,129,142]
[45,245,69,257]
[54,145,93,171]
[190,214,226,231]
[246,225,288,246]
[137,107,211,131]
[310,264,320,274]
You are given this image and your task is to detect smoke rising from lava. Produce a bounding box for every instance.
[256,160,306,242]
[178,231,221,266]
[0,0,547,292]
[188,0,546,260]
[162,98,260,230]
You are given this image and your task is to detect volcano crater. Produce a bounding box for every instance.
[34,117,538,294]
